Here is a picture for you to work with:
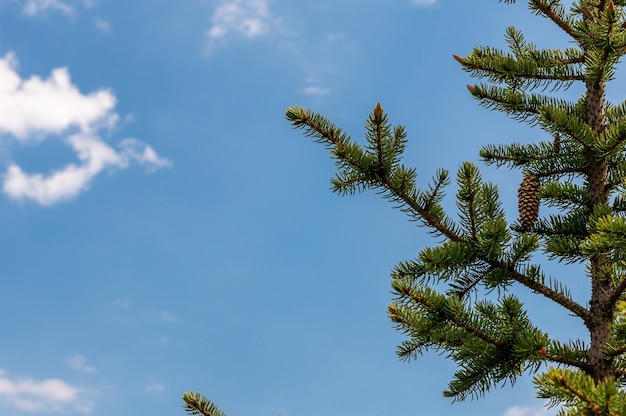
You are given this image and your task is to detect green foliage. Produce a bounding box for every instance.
[535,368,626,416]
[186,1,626,414]
[286,100,590,400]
[284,0,626,414]
[182,392,228,416]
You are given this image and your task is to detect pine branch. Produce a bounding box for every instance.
[466,84,579,125]
[545,352,592,372]
[605,343,626,359]
[287,1,626,403]
[381,171,462,242]
[536,367,626,415]
[609,276,626,308]
[529,0,578,39]
[453,51,584,87]
[285,105,463,242]
[393,282,505,348]
[542,339,592,372]
[182,392,228,416]
[506,263,591,322]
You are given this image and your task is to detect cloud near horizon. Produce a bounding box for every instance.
[0,369,93,414]
[0,52,171,206]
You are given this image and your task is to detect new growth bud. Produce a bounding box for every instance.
[452,54,465,64]
[374,102,384,118]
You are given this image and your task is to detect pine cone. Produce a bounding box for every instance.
[518,174,540,231]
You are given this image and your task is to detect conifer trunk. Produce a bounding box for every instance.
[585,78,614,382]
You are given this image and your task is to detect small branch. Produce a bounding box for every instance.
[613,366,626,376]
[605,343,626,359]
[507,264,591,323]
[382,176,462,242]
[546,352,592,372]
[530,0,578,39]
[609,276,626,309]
[556,372,594,403]
[406,288,504,348]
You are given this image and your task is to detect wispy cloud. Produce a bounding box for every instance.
[145,382,165,394]
[66,355,97,375]
[0,369,93,414]
[411,0,437,6]
[159,310,178,324]
[93,17,111,33]
[205,0,276,54]
[301,85,331,97]
[21,0,75,16]
[504,405,555,416]
[0,52,171,206]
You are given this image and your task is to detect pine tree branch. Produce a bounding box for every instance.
[182,392,228,416]
[609,276,626,308]
[383,176,462,242]
[453,53,584,88]
[614,366,626,376]
[466,84,555,124]
[545,352,592,372]
[289,106,590,321]
[555,372,594,404]
[444,351,514,399]
[548,368,623,416]
[606,343,626,359]
[530,0,578,39]
[285,106,463,243]
[504,262,590,322]
[401,285,504,348]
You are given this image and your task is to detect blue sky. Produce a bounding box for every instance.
[0,1,597,416]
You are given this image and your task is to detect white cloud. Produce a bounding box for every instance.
[159,310,178,323]
[0,52,171,206]
[0,369,92,414]
[118,138,173,172]
[93,18,110,33]
[205,0,275,53]
[301,85,331,97]
[0,53,117,138]
[145,382,165,394]
[17,0,101,18]
[66,355,97,374]
[411,0,437,5]
[21,0,75,16]
[113,299,131,309]
[504,405,555,416]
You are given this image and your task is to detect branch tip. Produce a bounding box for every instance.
[374,102,383,117]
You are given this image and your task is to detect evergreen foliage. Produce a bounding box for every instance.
[182,391,228,416]
[186,1,626,415]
